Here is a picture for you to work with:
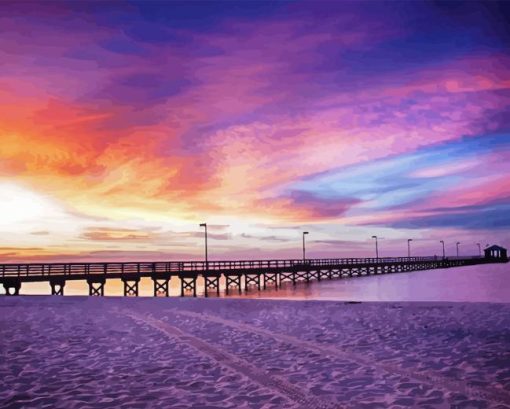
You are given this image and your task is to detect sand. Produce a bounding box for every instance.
[1,297,509,409]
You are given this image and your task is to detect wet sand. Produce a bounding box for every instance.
[1,297,509,408]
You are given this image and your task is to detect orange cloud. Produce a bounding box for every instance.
[80,227,154,242]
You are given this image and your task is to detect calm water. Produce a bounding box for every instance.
[16,263,510,302]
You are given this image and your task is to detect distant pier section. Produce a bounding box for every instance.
[1,246,508,297]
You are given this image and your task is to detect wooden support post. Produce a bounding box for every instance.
[122,277,140,297]
[2,279,21,296]
[204,275,221,297]
[278,271,296,286]
[278,272,285,286]
[152,278,170,297]
[87,278,105,296]
[274,272,279,289]
[50,279,65,296]
[263,273,278,289]
[278,273,283,286]
[263,273,276,289]
[244,274,261,292]
[180,276,197,297]
[151,272,172,297]
[225,274,242,295]
[244,274,251,292]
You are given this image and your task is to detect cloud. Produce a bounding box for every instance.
[204,224,230,231]
[253,191,360,222]
[80,227,154,242]
[240,233,291,242]
[313,239,364,246]
[30,230,50,236]
[388,204,510,230]
[251,224,304,231]
[0,246,44,251]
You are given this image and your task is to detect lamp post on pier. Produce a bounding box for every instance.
[456,241,460,257]
[476,243,481,257]
[440,240,445,259]
[372,236,379,260]
[302,231,309,262]
[407,239,413,258]
[199,223,208,272]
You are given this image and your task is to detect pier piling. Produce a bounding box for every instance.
[3,279,21,296]
[50,279,65,296]
[87,277,105,296]
[122,277,140,297]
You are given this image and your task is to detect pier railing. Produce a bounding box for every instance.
[0,255,485,279]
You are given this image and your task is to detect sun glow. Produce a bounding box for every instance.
[0,182,64,226]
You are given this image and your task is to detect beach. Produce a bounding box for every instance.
[1,297,509,408]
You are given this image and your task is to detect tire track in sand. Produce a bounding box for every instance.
[122,310,344,409]
[173,309,510,407]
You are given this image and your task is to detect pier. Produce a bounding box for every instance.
[1,247,507,296]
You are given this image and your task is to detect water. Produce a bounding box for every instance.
[248,263,510,303]
[15,263,510,302]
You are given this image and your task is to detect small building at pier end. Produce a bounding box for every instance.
[484,245,508,261]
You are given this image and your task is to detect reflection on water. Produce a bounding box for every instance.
[16,263,510,302]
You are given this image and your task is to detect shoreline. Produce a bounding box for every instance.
[4,293,510,305]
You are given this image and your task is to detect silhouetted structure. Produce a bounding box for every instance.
[484,245,508,261]
[1,247,508,297]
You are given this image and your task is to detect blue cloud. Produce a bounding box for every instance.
[285,132,510,215]
[387,203,510,230]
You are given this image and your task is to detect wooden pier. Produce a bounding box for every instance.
[0,250,507,296]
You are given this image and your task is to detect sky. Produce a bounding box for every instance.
[0,0,509,262]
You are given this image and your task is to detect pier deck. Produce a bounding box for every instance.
[0,255,507,296]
